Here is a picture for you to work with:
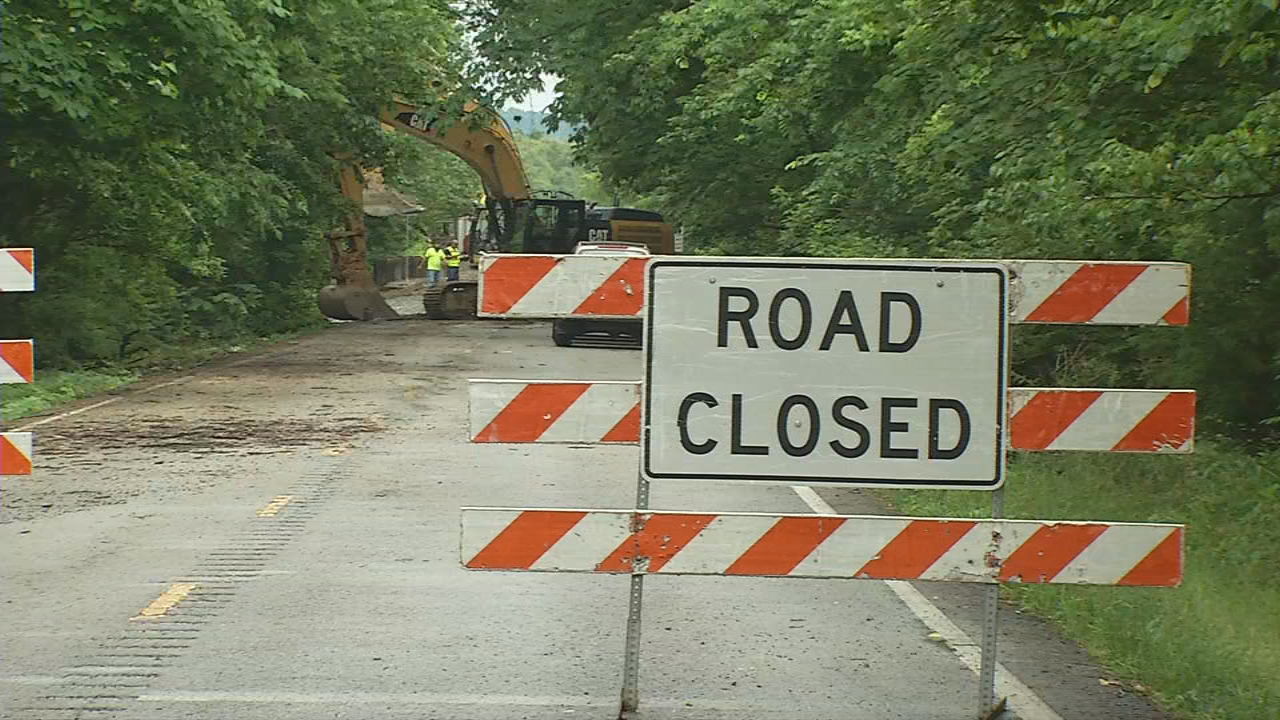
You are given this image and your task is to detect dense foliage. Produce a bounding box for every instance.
[1,0,467,368]
[366,133,482,259]
[516,129,615,204]
[466,0,1280,439]
[502,108,574,139]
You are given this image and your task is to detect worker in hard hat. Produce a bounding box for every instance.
[445,241,462,282]
[425,241,446,287]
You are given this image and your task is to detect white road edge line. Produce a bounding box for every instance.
[13,398,121,431]
[789,485,1064,720]
[9,340,308,432]
[11,376,196,431]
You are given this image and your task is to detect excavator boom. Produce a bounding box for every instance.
[318,95,675,322]
[380,100,532,203]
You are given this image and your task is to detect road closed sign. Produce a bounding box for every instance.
[643,259,1008,489]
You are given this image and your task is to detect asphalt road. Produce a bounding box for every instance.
[1,314,1169,720]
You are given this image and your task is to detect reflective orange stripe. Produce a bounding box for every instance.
[1009,391,1101,450]
[481,256,558,314]
[574,257,647,316]
[0,434,32,475]
[597,513,715,572]
[467,511,587,569]
[1118,528,1184,586]
[1112,392,1195,451]
[855,520,976,579]
[1024,264,1147,323]
[0,340,34,383]
[726,517,845,576]
[998,524,1107,583]
[600,403,641,443]
[473,383,591,443]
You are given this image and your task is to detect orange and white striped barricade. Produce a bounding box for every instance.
[470,382,1196,453]
[0,432,33,475]
[2,249,35,476]
[478,254,647,318]
[0,248,35,294]
[478,255,1189,325]
[465,254,1194,718]
[462,510,1183,587]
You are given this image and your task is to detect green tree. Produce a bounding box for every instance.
[514,130,613,204]
[1,0,468,367]
[465,0,1280,438]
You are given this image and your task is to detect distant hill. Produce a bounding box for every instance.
[500,108,576,139]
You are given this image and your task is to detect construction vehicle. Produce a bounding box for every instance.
[552,240,650,347]
[317,98,675,322]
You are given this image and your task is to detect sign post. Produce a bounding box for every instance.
[618,470,648,718]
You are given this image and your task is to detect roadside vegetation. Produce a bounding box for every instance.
[885,444,1280,719]
[465,2,1279,717]
[1,0,469,375]
[2,370,137,420]
[0,2,642,414]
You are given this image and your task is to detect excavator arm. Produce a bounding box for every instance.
[320,99,536,320]
[379,99,532,203]
[318,95,673,321]
[380,99,536,252]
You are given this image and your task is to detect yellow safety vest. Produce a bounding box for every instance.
[445,247,462,267]
[425,248,445,271]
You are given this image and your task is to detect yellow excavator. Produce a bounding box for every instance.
[317,99,675,321]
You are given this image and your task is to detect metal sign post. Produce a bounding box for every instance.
[980,487,1006,715]
[618,470,650,718]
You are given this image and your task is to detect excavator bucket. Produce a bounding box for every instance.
[317,163,415,322]
[318,284,400,321]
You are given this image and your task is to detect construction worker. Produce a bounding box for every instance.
[425,241,446,287]
[445,241,462,282]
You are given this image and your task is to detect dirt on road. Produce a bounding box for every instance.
[0,326,415,523]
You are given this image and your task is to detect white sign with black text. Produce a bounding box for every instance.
[643,259,1009,489]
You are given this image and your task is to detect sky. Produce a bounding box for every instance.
[510,74,560,112]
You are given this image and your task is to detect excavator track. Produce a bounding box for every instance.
[423,286,446,320]
[423,281,478,320]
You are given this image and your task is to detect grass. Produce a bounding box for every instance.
[1,368,138,421]
[1,326,326,422]
[880,444,1280,719]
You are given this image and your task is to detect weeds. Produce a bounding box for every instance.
[1,369,136,420]
[2,327,324,421]
[882,445,1280,719]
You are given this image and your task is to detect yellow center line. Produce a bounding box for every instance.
[132,583,198,620]
[256,495,295,517]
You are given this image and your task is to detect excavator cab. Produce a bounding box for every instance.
[423,196,589,319]
[516,198,585,254]
[462,196,585,256]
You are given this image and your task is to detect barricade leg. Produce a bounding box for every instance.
[618,472,651,718]
[979,488,1005,718]
[619,574,644,718]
